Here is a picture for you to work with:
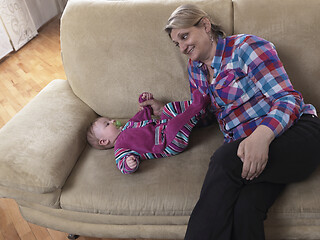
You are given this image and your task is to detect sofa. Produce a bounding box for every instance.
[0,0,319,239]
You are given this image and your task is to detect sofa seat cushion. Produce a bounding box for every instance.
[60,116,320,233]
[265,166,320,239]
[60,123,223,219]
[266,166,320,220]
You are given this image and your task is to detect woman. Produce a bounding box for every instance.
[140,4,320,240]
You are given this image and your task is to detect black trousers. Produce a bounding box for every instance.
[185,114,320,240]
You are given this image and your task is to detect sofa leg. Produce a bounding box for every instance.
[67,234,79,239]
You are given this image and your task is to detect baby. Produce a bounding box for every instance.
[87,89,210,174]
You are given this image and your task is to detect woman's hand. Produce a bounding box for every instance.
[139,98,165,117]
[237,125,275,180]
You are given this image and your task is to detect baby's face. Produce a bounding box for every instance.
[93,117,120,145]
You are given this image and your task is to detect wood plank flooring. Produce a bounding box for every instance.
[0,16,66,127]
[0,16,165,240]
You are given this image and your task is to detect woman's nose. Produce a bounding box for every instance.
[179,42,187,54]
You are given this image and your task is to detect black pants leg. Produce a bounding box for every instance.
[185,115,320,240]
[232,182,285,240]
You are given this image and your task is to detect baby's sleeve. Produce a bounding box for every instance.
[129,106,153,122]
[129,92,154,121]
[114,148,141,174]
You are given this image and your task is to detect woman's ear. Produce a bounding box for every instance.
[202,17,212,33]
[99,139,110,146]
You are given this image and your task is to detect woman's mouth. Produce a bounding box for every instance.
[186,46,195,55]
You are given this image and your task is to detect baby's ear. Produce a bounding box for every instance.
[99,139,110,146]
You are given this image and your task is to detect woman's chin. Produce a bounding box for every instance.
[189,53,199,62]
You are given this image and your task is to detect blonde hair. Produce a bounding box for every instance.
[87,117,107,150]
[165,4,225,41]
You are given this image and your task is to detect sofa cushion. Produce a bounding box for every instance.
[0,80,96,193]
[59,120,320,239]
[233,0,320,112]
[265,166,320,239]
[60,0,234,119]
[60,123,223,217]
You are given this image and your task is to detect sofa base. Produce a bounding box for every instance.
[19,205,187,239]
[67,234,79,239]
[265,225,320,240]
[19,203,320,240]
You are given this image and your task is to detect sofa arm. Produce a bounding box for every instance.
[0,79,97,194]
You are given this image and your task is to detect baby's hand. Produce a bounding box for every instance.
[139,92,154,103]
[138,92,154,111]
[126,155,137,169]
[142,92,153,101]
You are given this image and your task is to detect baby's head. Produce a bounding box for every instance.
[87,117,121,150]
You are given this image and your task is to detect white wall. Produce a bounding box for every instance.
[0,19,13,59]
[0,0,67,59]
[0,0,38,51]
[25,0,60,29]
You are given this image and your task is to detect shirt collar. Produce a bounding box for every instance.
[212,36,225,77]
[196,61,204,68]
[195,36,226,76]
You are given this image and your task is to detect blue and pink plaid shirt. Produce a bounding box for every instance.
[188,34,317,143]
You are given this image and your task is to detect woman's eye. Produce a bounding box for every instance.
[175,42,180,47]
[182,34,188,40]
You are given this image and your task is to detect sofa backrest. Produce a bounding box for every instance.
[60,0,233,118]
[61,0,319,118]
[233,0,320,112]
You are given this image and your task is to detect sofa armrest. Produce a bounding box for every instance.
[0,79,97,194]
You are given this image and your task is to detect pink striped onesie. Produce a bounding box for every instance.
[114,89,210,174]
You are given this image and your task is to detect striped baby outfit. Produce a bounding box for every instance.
[114,90,209,174]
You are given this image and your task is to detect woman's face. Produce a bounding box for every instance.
[170,23,214,63]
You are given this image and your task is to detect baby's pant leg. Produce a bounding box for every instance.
[162,101,192,119]
[164,100,206,144]
[156,98,207,153]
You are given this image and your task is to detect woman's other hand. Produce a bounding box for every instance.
[237,125,275,180]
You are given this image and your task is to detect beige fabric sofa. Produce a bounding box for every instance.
[0,0,319,239]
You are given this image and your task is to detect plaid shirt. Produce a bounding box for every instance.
[188,34,317,143]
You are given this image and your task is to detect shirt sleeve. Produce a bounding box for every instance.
[187,59,215,127]
[237,35,303,136]
[188,59,199,100]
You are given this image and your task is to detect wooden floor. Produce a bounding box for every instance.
[0,16,161,240]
